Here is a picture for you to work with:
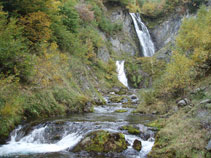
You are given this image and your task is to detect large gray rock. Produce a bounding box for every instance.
[200,99,211,105]
[97,46,110,63]
[99,5,140,57]
[151,14,183,51]
[206,140,211,151]
[177,98,190,107]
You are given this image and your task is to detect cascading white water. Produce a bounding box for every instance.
[130,13,155,57]
[0,125,82,156]
[116,61,128,88]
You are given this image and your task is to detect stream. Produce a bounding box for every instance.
[0,89,156,158]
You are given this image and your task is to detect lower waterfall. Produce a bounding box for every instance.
[116,60,129,88]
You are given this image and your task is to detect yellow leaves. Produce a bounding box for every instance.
[0,75,19,92]
[162,51,195,94]
[140,0,165,17]
[49,42,58,51]
[20,11,52,51]
[127,3,141,13]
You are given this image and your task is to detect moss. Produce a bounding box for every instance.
[114,109,128,113]
[109,95,124,103]
[121,125,140,135]
[147,119,166,131]
[73,130,128,153]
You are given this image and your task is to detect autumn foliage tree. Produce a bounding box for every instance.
[161,52,195,96]
[20,11,52,53]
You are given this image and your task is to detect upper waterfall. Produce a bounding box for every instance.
[116,61,128,88]
[130,13,155,57]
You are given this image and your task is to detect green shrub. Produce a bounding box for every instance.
[59,0,79,33]
[159,52,195,96]
[141,89,157,105]
[0,9,33,79]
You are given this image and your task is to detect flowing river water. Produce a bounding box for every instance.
[0,92,156,158]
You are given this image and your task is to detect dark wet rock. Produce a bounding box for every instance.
[52,135,61,141]
[132,139,142,151]
[140,132,151,141]
[120,125,140,135]
[138,125,156,141]
[206,140,211,151]
[131,95,137,100]
[72,130,128,153]
[200,99,211,105]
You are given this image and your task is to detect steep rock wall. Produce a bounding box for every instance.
[97,3,140,62]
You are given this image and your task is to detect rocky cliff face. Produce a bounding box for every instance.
[151,14,183,51]
[97,3,140,62]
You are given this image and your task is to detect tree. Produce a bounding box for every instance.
[162,52,195,96]
[19,11,52,53]
[0,7,33,79]
[0,0,53,16]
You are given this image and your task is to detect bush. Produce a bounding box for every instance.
[160,52,195,96]
[141,89,157,105]
[59,0,79,33]
[19,11,52,53]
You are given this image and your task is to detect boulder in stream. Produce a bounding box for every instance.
[132,139,142,151]
[72,130,128,153]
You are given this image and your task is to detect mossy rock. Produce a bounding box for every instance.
[115,109,128,113]
[109,95,124,103]
[132,139,142,151]
[115,88,128,95]
[120,125,140,135]
[72,130,128,153]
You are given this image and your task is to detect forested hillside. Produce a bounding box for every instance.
[0,0,210,157]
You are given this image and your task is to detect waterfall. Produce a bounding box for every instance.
[130,13,155,57]
[116,61,128,88]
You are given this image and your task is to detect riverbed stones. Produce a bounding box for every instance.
[72,130,128,153]
[132,139,142,151]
